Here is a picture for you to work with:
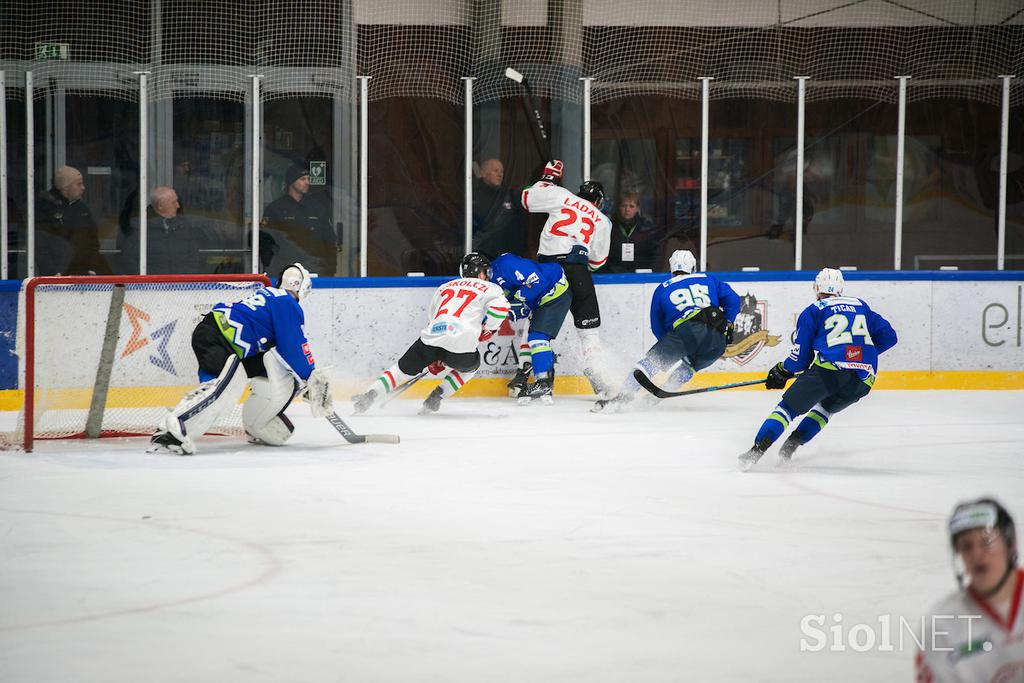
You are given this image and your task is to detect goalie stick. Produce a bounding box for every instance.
[505,67,551,161]
[633,369,766,399]
[326,412,400,445]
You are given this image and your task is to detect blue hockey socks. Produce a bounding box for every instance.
[754,400,796,447]
[791,404,831,444]
[527,333,554,376]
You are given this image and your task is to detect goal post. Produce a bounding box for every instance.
[16,274,271,452]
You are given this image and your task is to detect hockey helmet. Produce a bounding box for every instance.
[278,262,313,301]
[814,268,845,297]
[460,252,492,280]
[669,249,697,275]
[577,180,605,207]
[949,497,1018,588]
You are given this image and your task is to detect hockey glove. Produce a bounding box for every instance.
[541,160,564,182]
[303,367,334,417]
[765,362,795,390]
[509,301,531,322]
[724,322,735,346]
[427,361,446,375]
[478,328,496,342]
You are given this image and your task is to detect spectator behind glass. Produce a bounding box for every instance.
[35,166,111,275]
[604,192,663,273]
[119,186,211,274]
[260,163,337,275]
[472,158,527,258]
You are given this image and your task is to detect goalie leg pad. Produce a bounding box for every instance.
[166,355,248,449]
[244,351,299,445]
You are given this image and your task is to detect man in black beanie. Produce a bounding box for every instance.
[261,163,337,275]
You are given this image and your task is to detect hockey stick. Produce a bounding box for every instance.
[325,412,400,445]
[633,369,766,399]
[378,371,428,408]
[505,67,551,160]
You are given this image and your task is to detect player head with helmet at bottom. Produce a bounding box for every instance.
[949,497,1019,598]
[915,498,1021,682]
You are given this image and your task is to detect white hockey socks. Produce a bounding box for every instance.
[436,368,475,400]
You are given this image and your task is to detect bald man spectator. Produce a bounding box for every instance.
[119,186,210,274]
[260,163,336,275]
[472,158,526,257]
[36,166,111,275]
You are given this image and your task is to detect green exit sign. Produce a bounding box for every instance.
[35,43,70,61]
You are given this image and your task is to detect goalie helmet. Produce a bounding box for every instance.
[814,268,844,297]
[577,180,605,208]
[669,249,697,275]
[278,262,313,301]
[460,252,492,280]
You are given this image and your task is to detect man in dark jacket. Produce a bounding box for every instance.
[261,163,337,275]
[36,166,111,275]
[604,192,662,273]
[472,158,526,257]
[120,186,210,274]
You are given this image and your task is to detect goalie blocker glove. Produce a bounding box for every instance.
[765,362,795,390]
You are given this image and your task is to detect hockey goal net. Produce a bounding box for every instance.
[8,274,271,452]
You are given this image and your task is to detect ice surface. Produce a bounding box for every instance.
[1,391,1022,682]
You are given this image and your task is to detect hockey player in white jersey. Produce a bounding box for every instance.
[351,253,510,414]
[521,159,614,395]
[916,498,1023,683]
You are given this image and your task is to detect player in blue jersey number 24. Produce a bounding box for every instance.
[739,268,897,470]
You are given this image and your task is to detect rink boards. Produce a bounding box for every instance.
[0,271,1021,408]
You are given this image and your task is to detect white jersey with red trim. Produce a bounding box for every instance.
[419,277,510,353]
[521,181,611,270]
[916,569,1024,683]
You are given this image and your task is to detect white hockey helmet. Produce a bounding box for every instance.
[814,268,844,297]
[669,249,697,274]
[949,497,1018,589]
[278,262,313,301]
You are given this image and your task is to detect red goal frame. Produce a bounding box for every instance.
[22,274,271,452]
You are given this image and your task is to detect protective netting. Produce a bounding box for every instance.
[0,1,1021,104]
[9,277,267,449]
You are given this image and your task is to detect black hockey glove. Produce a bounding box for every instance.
[765,362,795,390]
[724,322,735,346]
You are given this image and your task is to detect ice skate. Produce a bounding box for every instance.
[147,431,194,455]
[517,377,553,406]
[777,434,802,466]
[351,389,378,415]
[420,386,443,415]
[507,363,532,397]
[738,440,769,471]
[590,393,632,414]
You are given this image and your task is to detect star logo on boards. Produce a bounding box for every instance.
[120,303,178,375]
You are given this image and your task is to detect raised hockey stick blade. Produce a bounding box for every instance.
[326,412,400,445]
[505,66,550,160]
[633,370,766,399]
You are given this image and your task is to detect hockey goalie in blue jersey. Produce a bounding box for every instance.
[490,252,572,405]
[739,268,897,469]
[593,249,740,412]
[148,263,333,455]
